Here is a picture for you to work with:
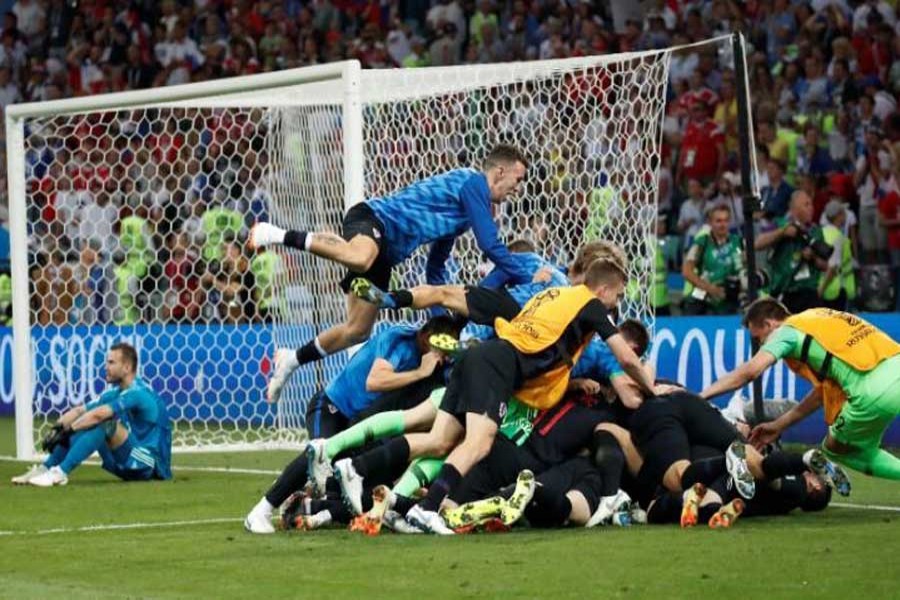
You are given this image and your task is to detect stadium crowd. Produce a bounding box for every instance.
[3,0,900,324]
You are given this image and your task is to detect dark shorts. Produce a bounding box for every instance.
[465,286,521,326]
[631,392,740,488]
[305,391,350,439]
[440,340,522,426]
[526,401,613,465]
[448,436,544,504]
[338,203,393,293]
[533,456,605,519]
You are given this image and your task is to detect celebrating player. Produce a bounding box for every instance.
[701,299,897,483]
[12,343,172,487]
[249,144,533,403]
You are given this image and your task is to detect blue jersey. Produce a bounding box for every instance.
[87,377,172,480]
[480,252,569,289]
[325,325,421,419]
[365,168,532,285]
[571,338,624,382]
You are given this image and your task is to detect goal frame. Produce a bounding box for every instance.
[7,61,364,459]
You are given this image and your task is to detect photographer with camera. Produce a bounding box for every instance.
[681,203,745,315]
[755,191,834,313]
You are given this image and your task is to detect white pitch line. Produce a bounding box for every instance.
[831,502,900,513]
[0,517,242,537]
[0,455,280,476]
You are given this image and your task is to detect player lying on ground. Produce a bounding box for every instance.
[13,343,172,487]
[244,316,461,533]
[249,144,534,402]
[701,298,900,481]
[347,259,667,534]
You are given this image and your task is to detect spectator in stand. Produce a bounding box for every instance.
[677,178,708,255]
[711,171,744,233]
[855,127,896,263]
[796,123,834,178]
[676,101,724,190]
[761,158,794,219]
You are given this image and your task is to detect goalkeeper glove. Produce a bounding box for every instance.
[40,423,72,453]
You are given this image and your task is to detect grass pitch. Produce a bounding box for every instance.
[1,417,898,600]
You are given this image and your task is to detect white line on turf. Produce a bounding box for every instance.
[0,455,280,475]
[0,517,242,537]
[831,502,900,513]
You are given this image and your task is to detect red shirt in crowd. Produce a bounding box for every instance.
[679,117,724,182]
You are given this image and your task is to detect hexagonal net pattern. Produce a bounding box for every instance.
[20,49,677,453]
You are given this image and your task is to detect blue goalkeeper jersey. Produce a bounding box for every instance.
[87,377,172,479]
[479,252,569,289]
[571,338,625,382]
[325,325,421,420]
[364,168,532,285]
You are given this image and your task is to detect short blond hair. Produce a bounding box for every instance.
[570,240,628,278]
[584,257,628,288]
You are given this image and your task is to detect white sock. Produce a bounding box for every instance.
[309,509,332,528]
[272,227,286,245]
[253,497,275,517]
[313,336,327,358]
[304,233,314,251]
[802,449,815,467]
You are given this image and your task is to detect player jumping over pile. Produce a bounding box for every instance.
[249,144,533,402]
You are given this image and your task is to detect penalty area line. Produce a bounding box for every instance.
[0,455,280,476]
[0,517,243,537]
[830,502,900,513]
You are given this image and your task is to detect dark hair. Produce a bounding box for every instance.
[742,298,791,328]
[420,314,465,339]
[110,342,138,371]
[508,238,536,254]
[584,258,627,287]
[619,319,650,357]
[484,144,529,170]
[801,477,833,512]
[708,202,732,218]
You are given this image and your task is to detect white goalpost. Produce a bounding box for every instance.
[9,43,697,458]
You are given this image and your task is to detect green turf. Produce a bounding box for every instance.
[1,416,898,600]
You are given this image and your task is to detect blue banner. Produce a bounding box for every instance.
[2,315,899,444]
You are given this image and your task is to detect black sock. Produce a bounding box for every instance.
[265,451,310,506]
[310,497,352,524]
[647,492,681,524]
[698,503,721,523]
[680,456,726,489]
[283,230,308,250]
[418,464,462,512]
[591,431,625,496]
[390,290,414,308]
[525,484,572,527]
[761,452,807,480]
[296,338,326,366]
[707,474,731,501]
[394,494,417,516]
[351,437,410,480]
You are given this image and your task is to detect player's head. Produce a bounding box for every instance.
[583,258,628,310]
[483,144,528,203]
[742,298,791,344]
[106,342,138,385]
[507,238,536,254]
[707,203,731,238]
[619,319,650,357]
[569,240,628,284]
[416,314,465,352]
[779,471,832,512]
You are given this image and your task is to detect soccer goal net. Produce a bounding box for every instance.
[10,40,720,457]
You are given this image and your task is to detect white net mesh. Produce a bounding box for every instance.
[19,49,677,453]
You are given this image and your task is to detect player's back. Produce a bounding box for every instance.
[481,252,569,289]
[365,168,486,264]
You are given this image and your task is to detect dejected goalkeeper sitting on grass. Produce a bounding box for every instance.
[12,342,172,487]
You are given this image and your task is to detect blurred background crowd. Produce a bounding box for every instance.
[2,0,900,326]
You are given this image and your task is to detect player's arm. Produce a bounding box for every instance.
[699,350,776,400]
[425,237,455,285]
[57,405,87,428]
[478,266,510,289]
[70,404,115,431]
[365,354,443,393]
[610,362,656,410]
[750,386,822,447]
[459,177,531,284]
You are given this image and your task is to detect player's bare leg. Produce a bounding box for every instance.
[250,224,379,273]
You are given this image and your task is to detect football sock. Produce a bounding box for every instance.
[283,230,308,250]
[296,337,327,366]
[527,482,572,527]
[251,497,276,518]
[58,427,108,474]
[265,451,309,506]
[393,494,417,516]
[646,492,681,524]
[325,411,405,461]
[389,290,414,309]
[418,463,462,512]
[680,456,726,489]
[43,443,70,469]
[591,430,625,495]
[352,436,410,480]
[698,503,721,523]
[392,457,445,497]
[761,451,807,480]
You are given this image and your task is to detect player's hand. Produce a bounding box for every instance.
[40,423,71,453]
[418,351,444,377]
[570,378,601,395]
[653,383,683,396]
[532,267,553,283]
[749,422,781,449]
